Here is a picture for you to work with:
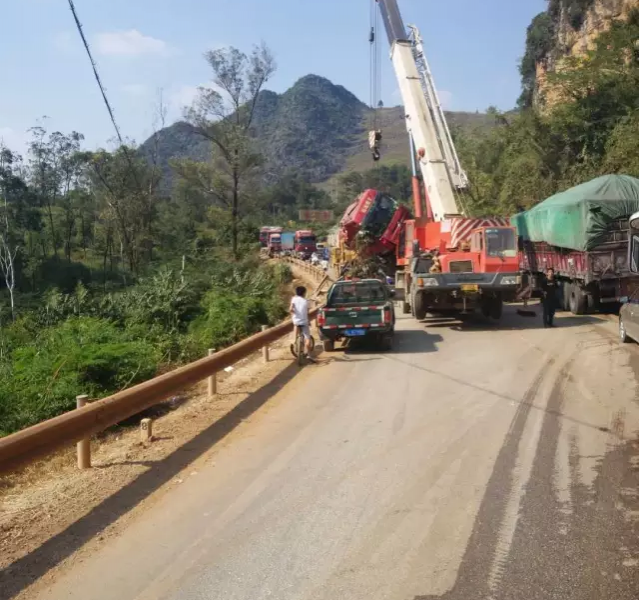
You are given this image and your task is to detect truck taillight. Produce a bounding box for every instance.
[317,311,326,327]
[383,307,391,324]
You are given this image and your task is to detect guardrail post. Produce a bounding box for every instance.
[207,348,217,397]
[261,325,270,363]
[76,395,91,469]
[140,418,153,443]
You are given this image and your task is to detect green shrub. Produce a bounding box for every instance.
[190,291,271,351]
[0,317,159,436]
[272,263,293,284]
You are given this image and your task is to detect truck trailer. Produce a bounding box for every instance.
[513,174,639,314]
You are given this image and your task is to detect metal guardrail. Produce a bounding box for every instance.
[0,262,327,475]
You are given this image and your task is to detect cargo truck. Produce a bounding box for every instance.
[513,174,639,314]
[294,230,317,260]
[281,232,295,253]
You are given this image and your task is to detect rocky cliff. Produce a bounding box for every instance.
[520,0,638,108]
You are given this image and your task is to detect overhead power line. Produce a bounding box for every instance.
[67,0,126,147]
[67,0,143,193]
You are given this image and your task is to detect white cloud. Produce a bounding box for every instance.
[122,83,148,97]
[95,30,170,57]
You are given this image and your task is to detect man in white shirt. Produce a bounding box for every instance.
[290,286,312,358]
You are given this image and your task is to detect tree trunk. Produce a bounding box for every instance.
[232,171,239,259]
[46,201,58,257]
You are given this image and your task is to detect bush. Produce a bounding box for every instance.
[190,291,272,351]
[272,263,293,284]
[0,317,159,436]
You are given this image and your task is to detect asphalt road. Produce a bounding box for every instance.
[22,307,639,600]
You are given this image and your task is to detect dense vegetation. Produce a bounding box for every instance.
[456,11,639,217]
[519,12,555,108]
[0,45,298,436]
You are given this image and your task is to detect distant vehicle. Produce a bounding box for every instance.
[260,226,282,247]
[281,232,295,252]
[317,278,395,352]
[268,232,282,256]
[294,229,317,259]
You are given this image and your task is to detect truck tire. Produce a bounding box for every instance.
[413,291,427,321]
[569,283,588,315]
[490,296,503,320]
[323,339,335,352]
[561,281,571,312]
[480,297,491,319]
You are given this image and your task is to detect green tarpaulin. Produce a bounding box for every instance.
[511,174,639,251]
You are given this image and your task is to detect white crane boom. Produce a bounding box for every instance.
[376,0,468,221]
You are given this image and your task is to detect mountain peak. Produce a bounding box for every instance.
[140,74,489,192]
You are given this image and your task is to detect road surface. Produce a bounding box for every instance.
[15,308,639,599]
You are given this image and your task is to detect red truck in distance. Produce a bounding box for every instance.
[294,230,317,259]
[260,226,282,247]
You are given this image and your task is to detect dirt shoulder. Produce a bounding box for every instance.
[0,264,325,599]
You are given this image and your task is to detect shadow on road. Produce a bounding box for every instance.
[0,361,305,600]
[334,328,443,355]
[421,308,603,332]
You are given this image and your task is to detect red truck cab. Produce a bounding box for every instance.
[268,232,282,255]
[340,189,410,255]
[294,230,317,258]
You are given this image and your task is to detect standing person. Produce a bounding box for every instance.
[541,267,559,327]
[290,286,313,359]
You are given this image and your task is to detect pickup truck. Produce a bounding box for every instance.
[317,279,395,351]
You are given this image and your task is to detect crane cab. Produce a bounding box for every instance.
[468,226,518,273]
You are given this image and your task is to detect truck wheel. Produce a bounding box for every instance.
[323,339,335,352]
[413,292,427,321]
[569,284,588,315]
[561,281,571,312]
[491,297,503,320]
[480,297,491,318]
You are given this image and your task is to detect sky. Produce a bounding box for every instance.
[0,0,547,156]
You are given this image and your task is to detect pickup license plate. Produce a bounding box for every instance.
[460,284,479,292]
[344,329,366,337]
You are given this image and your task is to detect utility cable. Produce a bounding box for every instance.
[67,0,143,193]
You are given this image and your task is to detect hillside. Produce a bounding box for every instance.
[141,74,492,192]
[520,0,637,108]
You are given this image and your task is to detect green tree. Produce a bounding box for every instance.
[182,44,276,258]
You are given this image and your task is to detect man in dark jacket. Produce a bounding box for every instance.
[541,267,559,327]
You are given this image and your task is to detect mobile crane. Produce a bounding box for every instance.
[374,0,520,320]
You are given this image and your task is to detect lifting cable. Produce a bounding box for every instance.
[369,0,382,161]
